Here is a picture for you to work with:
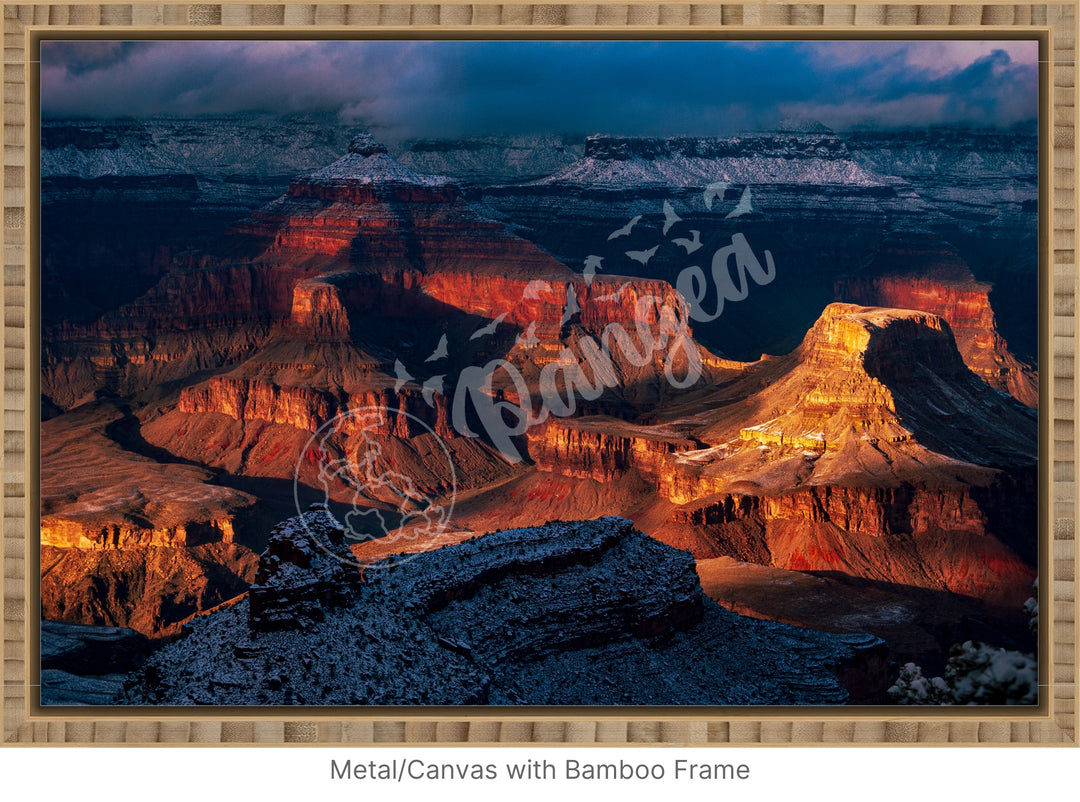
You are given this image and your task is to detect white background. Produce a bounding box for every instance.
[1,745,1076,800]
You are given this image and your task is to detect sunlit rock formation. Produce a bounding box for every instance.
[527,303,1036,606]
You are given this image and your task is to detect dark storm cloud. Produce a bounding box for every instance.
[329,41,828,138]
[775,40,1038,129]
[40,39,1038,134]
[41,40,391,118]
[938,49,1040,126]
[44,40,145,76]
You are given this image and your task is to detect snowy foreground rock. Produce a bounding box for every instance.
[120,508,886,705]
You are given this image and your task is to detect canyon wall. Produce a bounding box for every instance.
[528,420,697,483]
[41,543,257,638]
[838,273,1037,407]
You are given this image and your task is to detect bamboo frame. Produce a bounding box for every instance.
[1,1,1076,745]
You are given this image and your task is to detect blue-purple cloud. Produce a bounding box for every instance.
[40,39,1039,135]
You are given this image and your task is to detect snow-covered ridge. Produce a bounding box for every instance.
[118,510,885,705]
[303,151,454,187]
[303,136,454,187]
[536,133,888,188]
[584,132,854,161]
[43,144,163,180]
[845,127,1037,179]
[42,116,352,179]
[843,128,1038,225]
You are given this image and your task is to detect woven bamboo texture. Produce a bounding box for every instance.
[1,1,1076,745]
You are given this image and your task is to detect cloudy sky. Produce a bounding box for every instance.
[40,39,1039,138]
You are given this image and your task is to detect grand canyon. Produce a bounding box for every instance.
[39,108,1038,705]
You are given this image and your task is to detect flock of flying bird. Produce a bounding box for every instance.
[392,186,755,402]
[604,184,753,268]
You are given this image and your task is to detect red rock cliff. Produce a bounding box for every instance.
[836,239,1037,407]
[527,418,698,483]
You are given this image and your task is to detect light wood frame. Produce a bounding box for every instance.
[1,1,1075,746]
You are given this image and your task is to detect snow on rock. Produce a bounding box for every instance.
[41,116,354,179]
[248,505,359,632]
[346,133,389,156]
[120,510,887,705]
[889,640,1037,705]
[535,133,888,188]
[305,135,454,187]
[844,127,1038,228]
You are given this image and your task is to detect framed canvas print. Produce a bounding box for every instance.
[1,1,1076,747]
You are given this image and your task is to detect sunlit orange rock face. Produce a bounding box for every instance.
[527,303,1036,606]
[40,262,296,410]
[38,406,260,637]
[41,545,258,638]
[835,239,1037,407]
[43,143,697,418]
[133,149,711,487]
[528,420,698,483]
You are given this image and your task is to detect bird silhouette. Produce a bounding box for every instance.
[608,215,642,240]
[469,312,508,340]
[673,230,703,254]
[583,255,604,286]
[421,375,445,406]
[662,200,682,235]
[626,245,659,266]
[515,321,540,349]
[393,359,414,393]
[560,285,581,326]
[726,186,754,218]
[703,180,731,211]
[522,279,553,301]
[595,282,631,303]
[424,333,448,362]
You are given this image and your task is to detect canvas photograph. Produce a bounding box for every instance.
[37,37,1040,707]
